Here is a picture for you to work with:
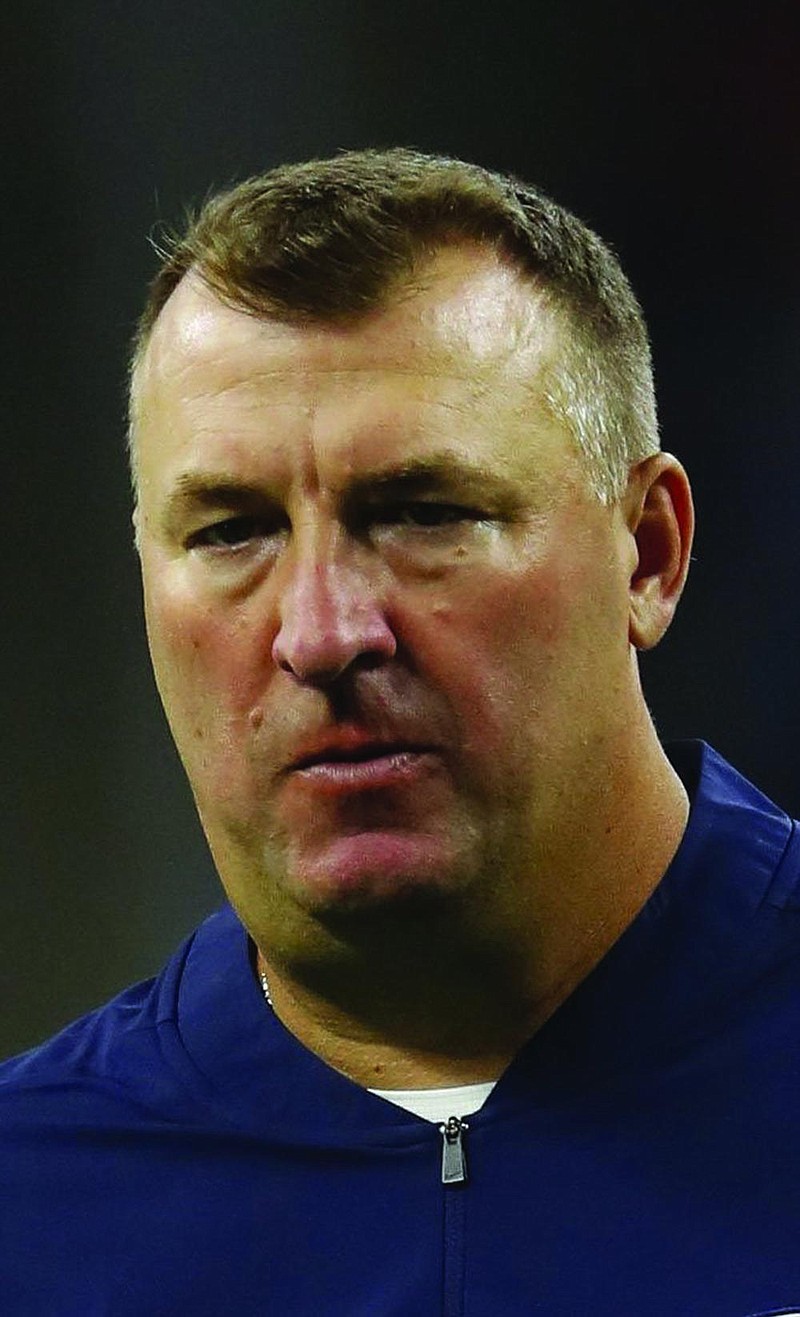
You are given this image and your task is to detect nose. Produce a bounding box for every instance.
[271,533,397,683]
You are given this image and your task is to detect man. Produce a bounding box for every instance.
[2,149,799,1315]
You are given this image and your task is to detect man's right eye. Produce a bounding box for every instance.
[187,516,276,550]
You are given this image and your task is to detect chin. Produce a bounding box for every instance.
[281,830,469,914]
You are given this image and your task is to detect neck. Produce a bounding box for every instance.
[255,730,689,1090]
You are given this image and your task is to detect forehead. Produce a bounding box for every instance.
[133,246,565,491]
[138,245,555,388]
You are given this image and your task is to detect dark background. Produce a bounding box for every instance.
[3,1,798,1058]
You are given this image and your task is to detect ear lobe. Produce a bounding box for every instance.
[626,453,694,651]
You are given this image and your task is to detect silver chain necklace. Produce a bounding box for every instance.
[258,968,273,1009]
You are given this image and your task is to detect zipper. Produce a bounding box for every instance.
[440,1115,469,1185]
[440,1115,469,1315]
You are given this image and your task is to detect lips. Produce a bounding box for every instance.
[291,739,428,771]
[286,724,430,769]
[284,731,439,793]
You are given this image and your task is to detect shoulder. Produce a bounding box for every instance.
[669,739,800,911]
[0,905,255,1136]
[0,971,168,1128]
[0,914,218,1131]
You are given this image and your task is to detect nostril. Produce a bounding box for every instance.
[274,647,379,685]
[272,623,397,684]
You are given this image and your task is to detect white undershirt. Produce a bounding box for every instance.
[368,1080,497,1122]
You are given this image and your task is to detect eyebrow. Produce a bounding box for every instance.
[159,474,277,538]
[169,472,269,507]
[345,454,517,502]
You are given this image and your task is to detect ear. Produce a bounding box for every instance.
[624,453,694,651]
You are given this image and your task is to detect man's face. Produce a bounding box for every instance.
[134,247,641,947]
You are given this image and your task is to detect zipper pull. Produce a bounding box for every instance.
[440,1115,469,1185]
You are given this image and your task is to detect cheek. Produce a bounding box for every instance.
[413,571,564,749]
[447,554,575,668]
[144,580,270,770]
[414,547,619,765]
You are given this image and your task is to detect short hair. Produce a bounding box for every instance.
[130,147,659,503]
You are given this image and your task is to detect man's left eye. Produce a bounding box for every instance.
[378,502,479,528]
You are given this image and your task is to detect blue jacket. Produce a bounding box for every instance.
[2,742,800,1315]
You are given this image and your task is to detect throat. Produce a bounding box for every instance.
[254,947,534,1089]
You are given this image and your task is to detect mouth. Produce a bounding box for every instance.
[292,740,425,769]
[287,740,440,793]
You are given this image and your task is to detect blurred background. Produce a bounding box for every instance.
[3,0,798,1057]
